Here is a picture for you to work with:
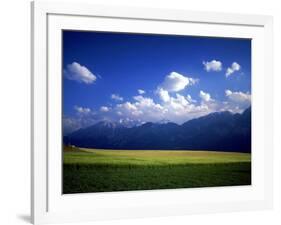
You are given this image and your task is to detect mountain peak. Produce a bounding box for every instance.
[157,119,172,124]
[95,120,123,129]
[65,108,251,152]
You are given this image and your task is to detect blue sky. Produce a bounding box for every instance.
[63,30,251,133]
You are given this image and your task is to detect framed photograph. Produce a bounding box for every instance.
[31,1,273,224]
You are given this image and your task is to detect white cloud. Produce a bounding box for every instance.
[64,62,97,84]
[66,88,251,130]
[65,66,251,130]
[225,89,251,109]
[186,94,197,103]
[111,94,123,101]
[225,90,232,96]
[116,96,164,121]
[100,106,110,112]
[63,107,104,134]
[157,88,170,102]
[226,62,241,77]
[120,101,138,111]
[232,62,241,71]
[203,60,222,72]
[159,71,198,92]
[63,106,100,133]
[74,105,91,114]
[114,91,217,124]
[108,70,242,124]
[199,90,212,102]
[158,93,217,123]
[168,94,190,110]
[63,116,82,135]
[138,89,145,95]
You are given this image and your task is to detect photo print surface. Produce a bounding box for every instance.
[62,30,251,194]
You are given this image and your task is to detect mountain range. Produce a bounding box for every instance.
[64,107,251,152]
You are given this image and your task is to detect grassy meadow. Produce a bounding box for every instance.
[63,146,251,194]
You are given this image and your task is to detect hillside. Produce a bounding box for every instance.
[64,107,251,152]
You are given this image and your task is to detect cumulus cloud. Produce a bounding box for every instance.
[116,96,164,121]
[64,62,97,84]
[222,89,251,113]
[199,90,212,102]
[186,94,197,103]
[167,94,190,110]
[158,92,216,122]
[111,88,251,125]
[65,88,251,131]
[203,60,222,72]
[113,91,217,124]
[120,101,138,112]
[74,105,91,114]
[157,88,170,102]
[225,89,251,107]
[63,116,82,135]
[63,107,102,134]
[64,67,251,131]
[226,62,241,77]
[111,94,123,101]
[159,71,198,92]
[100,106,110,112]
[138,89,145,95]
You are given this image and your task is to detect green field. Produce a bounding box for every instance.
[63,147,251,194]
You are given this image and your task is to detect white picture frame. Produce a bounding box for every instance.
[31,1,274,224]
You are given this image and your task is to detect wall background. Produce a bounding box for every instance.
[0,0,280,224]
